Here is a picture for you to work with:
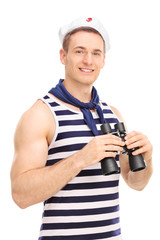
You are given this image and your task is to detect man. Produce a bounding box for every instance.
[10,17,153,239]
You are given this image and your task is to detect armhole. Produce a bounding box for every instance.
[109,106,121,122]
[39,97,59,150]
[100,100,120,122]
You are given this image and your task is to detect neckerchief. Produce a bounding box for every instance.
[49,79,106,135]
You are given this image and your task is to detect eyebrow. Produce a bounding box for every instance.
[73,46,103,53]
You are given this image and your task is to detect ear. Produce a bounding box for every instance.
[59,49,66,65]
[101,54,106,69]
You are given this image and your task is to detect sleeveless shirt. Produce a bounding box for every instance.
[38,93,122,240]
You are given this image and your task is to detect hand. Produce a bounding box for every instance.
[125,131,153,163]
[79,134,125,169]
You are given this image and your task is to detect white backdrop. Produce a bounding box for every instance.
[0,0,160,239]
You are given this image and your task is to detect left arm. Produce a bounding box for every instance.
[111,106,153,191]
[121,131,153,191]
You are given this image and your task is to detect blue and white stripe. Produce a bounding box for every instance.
[39,93,121,240]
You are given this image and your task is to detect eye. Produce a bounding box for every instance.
[76,50,83,54]
[93,52,100,56]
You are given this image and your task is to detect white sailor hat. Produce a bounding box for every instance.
[59,17,110,52]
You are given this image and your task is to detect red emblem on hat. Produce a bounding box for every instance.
[86,18,92,22]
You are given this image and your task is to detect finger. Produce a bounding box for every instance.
[105,140,125,147]
[132,147,146,156]
[103,151,117,158]
[102,133,122,141]
[131,142,151,155]
[104,145,124,152]
[125,131,140,139]
[126,138,148,149]
[125,131,143,143]
[125,132,148,145]
[101,135,125,146]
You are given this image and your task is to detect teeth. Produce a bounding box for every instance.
[80,68,93,72]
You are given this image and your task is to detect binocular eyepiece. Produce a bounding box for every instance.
[100,122,147,176]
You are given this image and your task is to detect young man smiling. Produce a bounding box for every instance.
[10,17,153,240]
[59,29,105,102]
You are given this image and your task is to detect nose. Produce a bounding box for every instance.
[83,53,93,65]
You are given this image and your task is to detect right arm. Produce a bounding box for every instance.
[10,100,124,209]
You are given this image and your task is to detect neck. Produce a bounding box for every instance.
[62,79,93,103]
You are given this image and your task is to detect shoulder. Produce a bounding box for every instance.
[19,100,53,130]
[14,100,55,146]
[109,105,125,122]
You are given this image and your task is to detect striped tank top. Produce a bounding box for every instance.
[39,93,121,240]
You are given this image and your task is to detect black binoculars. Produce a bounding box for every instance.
[100,122,147,175]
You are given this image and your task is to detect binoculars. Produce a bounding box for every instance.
[100,122,147,175]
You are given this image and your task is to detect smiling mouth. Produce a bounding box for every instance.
[79,68,94,73]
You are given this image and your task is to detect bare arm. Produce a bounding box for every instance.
[10,100,84,208]
[123,131,153,190]
[10,100,124,209]
[111,106,153,191]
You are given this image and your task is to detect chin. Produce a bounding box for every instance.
[78,75,98,85]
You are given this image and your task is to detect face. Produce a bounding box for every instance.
[60,31,105,86]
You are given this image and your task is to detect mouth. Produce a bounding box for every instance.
[79,68,94,73]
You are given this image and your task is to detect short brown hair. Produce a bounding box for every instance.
[62,27,106,53]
